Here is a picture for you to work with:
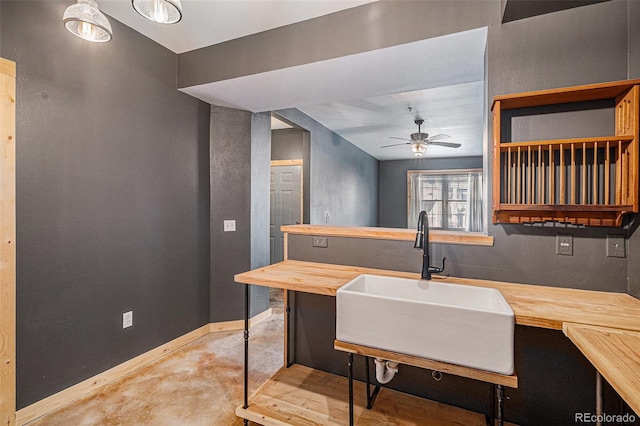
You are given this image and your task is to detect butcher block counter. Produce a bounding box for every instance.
[564,323,640,415]
[235,259,640,332]
[235,259,640,415]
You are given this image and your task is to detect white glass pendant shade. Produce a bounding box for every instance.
[411,143,427,157]
[63,0,112,42]
[132,0,182,24]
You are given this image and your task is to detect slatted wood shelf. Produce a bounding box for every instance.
[493,205,633,227]
[492,80,640,227]
[235,364,515,425]
[498,135,634,149]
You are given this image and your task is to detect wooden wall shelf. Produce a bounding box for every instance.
[492,79,640,227]
[281,224,494,246]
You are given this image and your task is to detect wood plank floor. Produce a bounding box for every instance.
[237,364,510,426]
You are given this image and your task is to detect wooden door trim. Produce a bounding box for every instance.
[1,57,16,426]
[271,159,302,167]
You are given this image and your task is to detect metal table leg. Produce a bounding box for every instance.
[243,283,250,425]
[285,290,292,367]
[364,356,380,409]
[496,385,505,426]
[365,356,371,408]
[348,353,354,426]
[486,383,496,426]
[596,371,603,426]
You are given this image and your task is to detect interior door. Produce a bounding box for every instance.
[270,164,302,264]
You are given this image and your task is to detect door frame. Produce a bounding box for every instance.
[270,159,304,227]
[0,58,17,425]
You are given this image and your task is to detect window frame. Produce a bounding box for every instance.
[407,168,483,231]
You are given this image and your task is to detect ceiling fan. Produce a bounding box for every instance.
[381,119,461,157]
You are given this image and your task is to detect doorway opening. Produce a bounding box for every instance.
[269,114,309,264]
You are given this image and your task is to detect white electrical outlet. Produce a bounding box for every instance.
[223,220,236,232]
[123,311,133,329]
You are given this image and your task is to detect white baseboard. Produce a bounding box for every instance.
[16,309,272,425]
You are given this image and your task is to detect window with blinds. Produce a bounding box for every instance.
[407,169,483,231]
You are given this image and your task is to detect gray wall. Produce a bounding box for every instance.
[178,1,502,89]
[271,128,303,160]
[371,0,636,294]
[250,112,271,307]
[210,106,269,322]
[626,0,640,298]
[631,0,640,80]
[372,0,639,294]
[501,0,609,23]
[1,1,210,408]
[475,0,631,293]
[379,156,483,228]
[275,109,379,226]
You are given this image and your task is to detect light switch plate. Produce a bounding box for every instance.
[123,311,133,329]
[224,220,236,232]
[556,234,573,256]
[606,234,625,258]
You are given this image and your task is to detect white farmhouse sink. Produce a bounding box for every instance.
[336,274,514,375]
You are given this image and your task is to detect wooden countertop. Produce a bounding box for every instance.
[281,224,494,246]
[234,260,640,332]
[234,260,418,297]
[564,323,640,415]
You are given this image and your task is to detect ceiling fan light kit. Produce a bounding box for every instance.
[411,143,427,157]
[381,118,461,157]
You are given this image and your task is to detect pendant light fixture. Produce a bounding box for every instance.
[132,0,183,24]
[63,0,112,42]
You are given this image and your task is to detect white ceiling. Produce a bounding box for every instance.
[300,81,485,160]
[101,1,487,161]
[100,0,376,54]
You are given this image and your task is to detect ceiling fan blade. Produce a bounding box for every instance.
[429,141,461,148]
[380,142,411,148]
[428,134,451,141]
[388,136,411,141]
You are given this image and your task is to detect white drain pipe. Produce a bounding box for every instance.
[374,358,399,384]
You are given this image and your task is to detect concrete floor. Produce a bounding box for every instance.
[28,289,284,426]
